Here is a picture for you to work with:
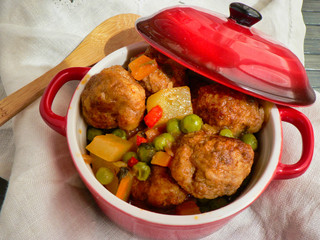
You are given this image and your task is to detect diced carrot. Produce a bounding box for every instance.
[176,200,201,215]
[128,54,158,80]
[115,172,134,202]
[145,127,161,142]
[136,135,148,146]
[82,154,94,164]
[144,105,163,129]
[151,151,172,167]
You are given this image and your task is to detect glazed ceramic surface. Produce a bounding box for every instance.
[136,4,316,106]
[40,42,314,240]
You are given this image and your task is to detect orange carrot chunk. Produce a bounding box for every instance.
[82,154,94,164]
[151,151,172,167]
[128,54,158,80]
[115,172,134,202]
[145,127,161,142]
[176,200,201,215]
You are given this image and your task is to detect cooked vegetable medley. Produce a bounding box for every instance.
[80,46,267,215]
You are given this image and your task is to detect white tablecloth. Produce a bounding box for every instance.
[0,0,319,239]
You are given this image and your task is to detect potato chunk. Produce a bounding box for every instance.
[86,134,133,162]
[146,86,193,127]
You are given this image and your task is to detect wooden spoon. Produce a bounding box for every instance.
[0,13,143,126]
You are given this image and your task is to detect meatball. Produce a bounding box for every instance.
[192,84,264,137]
[170,130,254,199]
[80,65,145,131]
[144,46,169,64]
[131,166,187,208]
[139,46,186,95]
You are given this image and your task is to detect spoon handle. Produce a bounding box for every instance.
[0,62,67,126]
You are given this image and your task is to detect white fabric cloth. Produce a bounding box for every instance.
[0,0,319,239]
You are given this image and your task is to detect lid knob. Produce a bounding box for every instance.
[229,2,262,27]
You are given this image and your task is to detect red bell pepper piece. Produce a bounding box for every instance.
[136,135,148,146]
[144,105,163,128]
[128,157,139,167]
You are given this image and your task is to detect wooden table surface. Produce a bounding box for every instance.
[303,0,320,92]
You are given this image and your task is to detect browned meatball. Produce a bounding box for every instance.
[144,46,168,64]
[139,47,186,95]
[170,130,254,199]
[131,166,187,208]
[80,65,146,131]
[139,68,174,94]
[193,84,264,137]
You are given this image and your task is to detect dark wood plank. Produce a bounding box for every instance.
[307,70,320,86]
[302,1,320,12]
[307,70,320,94]
[303,1,319,93]
[305,25,320,39]
[304,39,320,54]
[305,54,320,71]
[303,12,320,25]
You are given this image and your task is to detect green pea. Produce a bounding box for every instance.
[137,143,156,163]
[241,133,258,151]
[219,128,234,138]
[180,114,203,133]
[87,126,104,142]
[122,151,138,163]
[133,162,151,181]
[153,133,174,151]
[112,128,127,139]
[95,167,114,185]
[166,118,181,136]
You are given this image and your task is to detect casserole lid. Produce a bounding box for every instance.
[135,2,316,106]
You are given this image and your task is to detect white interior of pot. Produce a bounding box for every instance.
[66,42,283,226]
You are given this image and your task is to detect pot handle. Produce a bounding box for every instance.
[40,67,90,136]
[273,105,314,180]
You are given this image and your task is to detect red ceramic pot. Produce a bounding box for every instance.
[40,41,314,240]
